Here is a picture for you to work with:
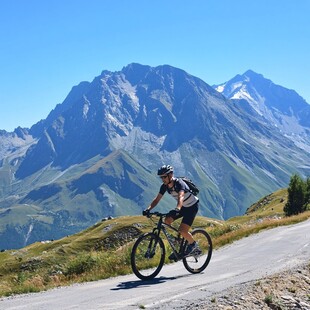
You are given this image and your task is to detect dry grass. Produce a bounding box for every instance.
[0,188,309,297]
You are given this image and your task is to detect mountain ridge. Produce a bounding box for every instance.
[1,63,310,249]
[214,70,310,132]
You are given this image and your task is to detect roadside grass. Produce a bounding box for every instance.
[0,188,309,297]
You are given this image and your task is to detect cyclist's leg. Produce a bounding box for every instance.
[164,216,174,225]
[164,212,182,225]
[179,223,194,243]
[179,203,198,245]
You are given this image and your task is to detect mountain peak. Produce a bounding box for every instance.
[213,69,310,130]
[241,70,272,86]
[243,69,262,78]
[1,63,310,250]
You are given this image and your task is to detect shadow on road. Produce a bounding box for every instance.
[111,274,191,290]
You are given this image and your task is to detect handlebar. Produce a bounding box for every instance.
[144,211,169,218]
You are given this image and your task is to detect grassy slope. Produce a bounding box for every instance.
[0,188,309,297]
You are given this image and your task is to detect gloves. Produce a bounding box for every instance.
[142,209,150,216]
[168,208,181,218]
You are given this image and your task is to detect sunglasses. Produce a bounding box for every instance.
[160,175,169,179]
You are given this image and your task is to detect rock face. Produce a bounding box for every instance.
[214,70,310,131]
[192,263,310,310]
[1,63,310,249]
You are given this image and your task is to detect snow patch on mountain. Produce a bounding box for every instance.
[82,96,91,119]
[106,113,131,135]
[214,71,310,147]
[215,85,225,93]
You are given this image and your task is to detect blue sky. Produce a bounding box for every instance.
[1,0,309,132]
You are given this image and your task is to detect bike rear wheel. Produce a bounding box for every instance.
[131,232,165,280]
[182,229,212,274]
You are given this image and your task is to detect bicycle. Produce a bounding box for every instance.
[130,211,212,280]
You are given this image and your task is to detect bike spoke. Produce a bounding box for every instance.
[182,229,212,274]
[131,233,165,280]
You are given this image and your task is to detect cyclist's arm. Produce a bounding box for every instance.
[147,193,163,210]
[176,190,185,211]
[147,184,166,211]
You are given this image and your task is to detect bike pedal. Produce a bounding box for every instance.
[184,249,202,258]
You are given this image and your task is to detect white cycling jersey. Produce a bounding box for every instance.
[159,177,198,207]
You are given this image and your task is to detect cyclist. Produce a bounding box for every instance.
[143,164,201,260]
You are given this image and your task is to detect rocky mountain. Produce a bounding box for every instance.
[214,70,310,140]
[1,63,310,249]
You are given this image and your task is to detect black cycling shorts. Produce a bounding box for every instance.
[172,202,199,226]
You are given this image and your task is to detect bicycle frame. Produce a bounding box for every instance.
[149,212,186,260]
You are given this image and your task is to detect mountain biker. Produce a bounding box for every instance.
[143,164,201,260]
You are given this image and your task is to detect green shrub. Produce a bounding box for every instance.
[284,174,308,216]
[65,253,99,276]
[264,294,273,305]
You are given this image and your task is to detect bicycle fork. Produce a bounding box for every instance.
[144,229,162,259]
[144,236,157,259]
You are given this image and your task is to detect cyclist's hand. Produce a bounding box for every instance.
[142,209,150,217]
[168,208,180,218]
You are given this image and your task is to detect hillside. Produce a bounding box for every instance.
[0,187,310,297]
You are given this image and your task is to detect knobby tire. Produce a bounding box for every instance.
[131,232,165,280]
[182,229,212,274]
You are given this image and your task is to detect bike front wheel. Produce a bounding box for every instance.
[131,232,165,280]
[182,229,212,274]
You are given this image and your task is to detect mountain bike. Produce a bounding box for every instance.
[131,211,212,280]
